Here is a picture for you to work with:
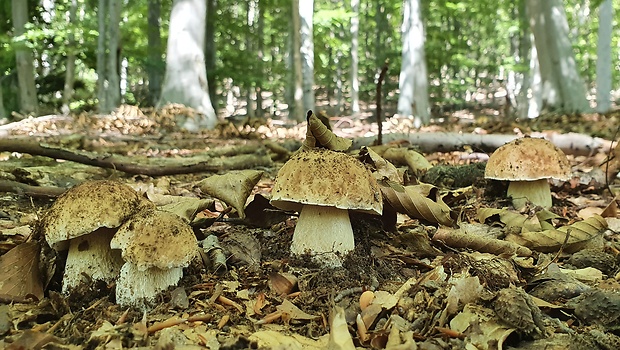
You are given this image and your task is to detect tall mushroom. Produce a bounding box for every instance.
[41,180,153,293]
[110,209,198,308]
[484,137,571,209]
[270,148,382,266]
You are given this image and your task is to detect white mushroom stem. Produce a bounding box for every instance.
[115,262,183,308]
[62,228,123,293]
[291,205,354,267]
[507,179,552,209]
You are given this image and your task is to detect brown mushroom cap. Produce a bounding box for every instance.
[110,209,198,271]
[270,148,382,215]
[484,137,571,181]
[43,180,152,250]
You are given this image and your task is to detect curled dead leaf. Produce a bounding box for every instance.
[300,111,352,152]
[197,170,263,218]
[359,146,401,183]
[433,227,532,257]
[380,179,454,226]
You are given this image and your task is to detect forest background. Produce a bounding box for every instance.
[1,0,618,132]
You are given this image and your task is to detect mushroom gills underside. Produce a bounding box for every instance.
[115,262,183,308]
[291,204,354,266]
[507,179,552,209]
[62,228,123,293]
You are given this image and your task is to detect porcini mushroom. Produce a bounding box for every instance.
[270,148,382,266]
[485,137,571,209]
[110,209,198,308]
[41,180,153,293]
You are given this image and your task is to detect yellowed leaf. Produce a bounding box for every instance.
[383,147,433,177]
[433,227,532,257]
[380,180,453,226]
[300,111,352,152]
[477,207,541,233]
[198,170,263,218]
[358,146,401,183]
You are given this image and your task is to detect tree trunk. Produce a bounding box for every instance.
[350,0,360,116]
[397,0,430,127]
[299,0,315,113]
[256,1,264,118]
[527,0,590,113]
[290,0,304,121]
[595,0,613,113]
[205,0,217,110]
[97,0,108,112]
[159,0,218,130]
[106,0,121,110]
[61,0,78,115]
[11,0,38,116]
[147,0,163,107]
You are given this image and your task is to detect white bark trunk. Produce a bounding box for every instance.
[397,0,430,127]
[299,0,315,113]
[595,0,613,113]
[11,0,38,116]
[290,0,304,121]
[350,0,360,115]
[159,0,218,130]
[528,0,590,113]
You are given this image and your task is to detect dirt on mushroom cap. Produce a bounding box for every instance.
[111,209,198,271]
[42,180,153,250]
[270,148,382,215]
[484,137,571,181]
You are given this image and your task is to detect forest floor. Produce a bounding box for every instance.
[1,105,620,350]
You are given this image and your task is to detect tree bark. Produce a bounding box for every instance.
[350,0,360,115]
[147,0,163,107]
[299,0,315,113]
[11,0,38,116]
[106,0,122,109]
[595,0,613,113]
[97,0,108,112]
[205,0,217,109]
[159,0,218,130]
[527,0,590,113]
[397,0,430,127]
[290,0,304,121]
[61,0,78,115]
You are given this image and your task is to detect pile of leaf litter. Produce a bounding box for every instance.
[1,106,620,349]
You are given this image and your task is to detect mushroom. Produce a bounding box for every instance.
[110,209,198,308]
[484,137,571,209]
[270,148,382,266]
[41,180,153,293]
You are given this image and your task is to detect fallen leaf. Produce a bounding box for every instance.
[359,146,401,183]
[383,147,433,177]
[300,111,352,152]
[433,226,532,257]
[328,306,356,350]
[379,180,454,226]
[198,170,263,218]
[0,241,44,301]
[158,196,216,222]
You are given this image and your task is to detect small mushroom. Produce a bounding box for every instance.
[41,180,153,293]
[270,148,382,266]
[485,137,571,209]
[110,209,198,308]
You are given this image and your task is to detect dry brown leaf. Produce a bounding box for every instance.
[359,146,401,183]
[158,196,216,223]
[383,147,433,177]
[505,215,608,253]
[477,207,541,233]
[300,111,352,151]
[276,299,319,322]
[433,227,532,257]
[380,180,454,226]
[198,170,263,218]
[0,241,44,301]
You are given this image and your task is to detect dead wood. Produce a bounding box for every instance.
[0,139,272,176]
[0,180,67,198]
[352,131,611,156]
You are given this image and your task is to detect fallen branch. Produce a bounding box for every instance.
[0,139,272,176]
[352,131,611,156]
[0,180,67,198]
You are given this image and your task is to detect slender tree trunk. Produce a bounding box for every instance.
[299,0,315,113]
[0,81,5,120]
[245,0,256,118]
[11,0,38,116]
[61,0,78,114]
[397,0,430,127]
[290,0,304,121]
[256,0,264,117]
[205,0,217,110]
[97,0,108,111]
[528,0,590,113]
[107,0,121,109]
[147,0,163,107]
[159,0,218,130]
[350,0,360,116]
[596,0,613,113]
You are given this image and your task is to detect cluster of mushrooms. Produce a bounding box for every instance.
[40,123,571,308]
[41,180,198,308]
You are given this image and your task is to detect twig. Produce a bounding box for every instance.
[376,60,389,146]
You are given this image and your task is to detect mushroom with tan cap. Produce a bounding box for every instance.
[41,180,153,293]
[484,137,571,209]
[110,209,198,308]
[270,148,382,266]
